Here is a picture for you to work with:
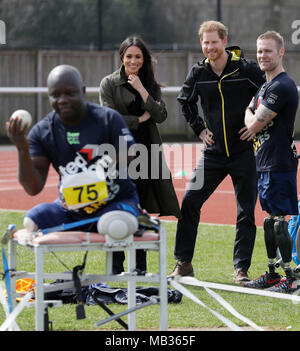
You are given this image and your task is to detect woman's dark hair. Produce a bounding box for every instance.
[119,36,161,98]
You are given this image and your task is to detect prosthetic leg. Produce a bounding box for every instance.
[264,215,293,273]
[243,216,295,289]
[263,216,277,274]
[264,215,293,275]
[274,216,294,277]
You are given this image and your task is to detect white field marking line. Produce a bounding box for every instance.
[0,168,20,172]
[0,209,26,213]
[0,290,33,331]
[0,183,234,195]
[0,176,21,180]
[169,279,244,331]
[0,284,10,316]
[161,219,237,227]
[0,176,58,183]
[0,184,58,192]
[178,276,300,303]
[0,284,20,331]
[0,177,233,193]
[174,188,234,194]
[204,287,264,331]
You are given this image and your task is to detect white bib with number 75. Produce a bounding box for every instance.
[60,168,108,210]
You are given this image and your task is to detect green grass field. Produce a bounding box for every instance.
[0,210,300,331]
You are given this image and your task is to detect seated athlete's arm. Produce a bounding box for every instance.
[18,150,50,196]
[6,117,50,195]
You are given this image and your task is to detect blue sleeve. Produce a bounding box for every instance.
[28,124,48,158]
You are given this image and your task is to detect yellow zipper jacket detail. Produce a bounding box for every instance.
[218,68,239,157]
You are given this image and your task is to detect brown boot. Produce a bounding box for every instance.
[171,261,194,277]
[234,268,250,284]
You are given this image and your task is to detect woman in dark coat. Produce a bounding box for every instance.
[99,36,181,274]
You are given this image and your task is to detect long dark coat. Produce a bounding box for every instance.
[99,67,181,218]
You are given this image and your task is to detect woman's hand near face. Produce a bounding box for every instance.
[128,74,149,103]
[128,74,143,91]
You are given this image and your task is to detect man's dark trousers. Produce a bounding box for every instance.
[174,148,257,271]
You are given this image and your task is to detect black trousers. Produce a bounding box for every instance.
[113,250,147,274]
[112,177,151,274]
[174,148,257,270]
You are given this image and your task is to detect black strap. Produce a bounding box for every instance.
[72,251,88,320]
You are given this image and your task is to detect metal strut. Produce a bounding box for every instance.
[95,297,159,327]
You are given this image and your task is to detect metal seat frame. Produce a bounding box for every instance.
[7,225,168,331]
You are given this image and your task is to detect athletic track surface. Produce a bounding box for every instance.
[1,143,300,227]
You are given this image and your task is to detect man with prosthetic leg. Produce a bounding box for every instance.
[245,215,294,290]
[240,31,299,293]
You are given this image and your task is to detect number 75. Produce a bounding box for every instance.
[73,184,98,203]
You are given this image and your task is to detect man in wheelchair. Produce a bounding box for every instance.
[6,64,151,274]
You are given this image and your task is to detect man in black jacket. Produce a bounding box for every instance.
[172,21,265,283]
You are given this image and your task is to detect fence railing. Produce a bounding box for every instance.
[0,86,182,94]
[1,86,300,140]
[0,85,299,94]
